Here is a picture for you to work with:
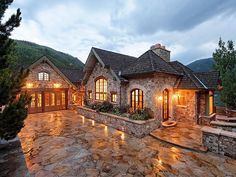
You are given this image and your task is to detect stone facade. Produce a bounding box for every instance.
[124,73,178,122]
[173,90,197,122]
[77,106,160,138]
[202,126,236,159]
[84,61,213,124]
[85,63,121,106]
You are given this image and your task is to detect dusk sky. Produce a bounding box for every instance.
[6,0,236,64]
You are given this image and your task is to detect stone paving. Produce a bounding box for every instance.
[150,121,207,152]
[4,110,236,177]
[0,138,30,177]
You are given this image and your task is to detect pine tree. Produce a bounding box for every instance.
[0,0,31,140]
[213,38,236,110]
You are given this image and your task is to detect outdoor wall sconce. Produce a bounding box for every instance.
[92,120,95,126]
[53,83,61,88]
[172,94,178,99]
[26,83,33,88]
[158,96,163,101]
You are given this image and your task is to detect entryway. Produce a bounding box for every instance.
[28,89,68,113]
[163,89,169,121]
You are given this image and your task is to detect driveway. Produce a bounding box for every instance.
[16,110,236,177]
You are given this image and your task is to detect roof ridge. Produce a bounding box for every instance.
[92,47,137,59]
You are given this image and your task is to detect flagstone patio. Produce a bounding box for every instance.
[150,120,207,152]
[1,110,236,177]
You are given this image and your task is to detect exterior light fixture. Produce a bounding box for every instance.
[121,132,125,140]
[92,120,95,126]
[158,96,163,101]
[172,94,178,99]
[53,83,61,88]
[26,83,33,88]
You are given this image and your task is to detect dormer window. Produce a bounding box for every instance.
[38,72,49,81]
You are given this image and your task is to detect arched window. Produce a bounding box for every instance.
[38,72,49,81]
[130,89,143,110]
[95,77,107,101]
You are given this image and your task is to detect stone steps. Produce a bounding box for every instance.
[216,116,236,122]
[210,121,236,133]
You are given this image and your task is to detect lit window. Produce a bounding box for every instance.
[62,92,65,105]
[209,91,214,115]
[38,72,49,81]
[111,93,117,103]
[95,77,107,101]
[37,93,42,107]
[31,94,35,107]
[88,90,92,99]
[51,93,55,106]
[131,89,143,110]
[45,92,50,106]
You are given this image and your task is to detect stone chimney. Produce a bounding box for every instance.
[150,43,170,62]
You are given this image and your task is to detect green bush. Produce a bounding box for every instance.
[97,101,113,112]
[129,108,154,120]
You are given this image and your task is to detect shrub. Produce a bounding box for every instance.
[97,101,113,112]
[129,108,154,120]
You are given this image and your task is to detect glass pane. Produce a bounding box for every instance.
[51,93,55,106]
[31,94,35,107]
[45,92,50,106]
[37,93,42,107]
[62,92,65,105]
[38,73,44,80]
[57,93,61,105]
[44,73,49,81]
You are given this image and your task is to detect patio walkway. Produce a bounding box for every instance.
[150,120,207,152]
[1,110,234,177]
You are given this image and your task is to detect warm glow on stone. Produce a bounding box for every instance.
[26,83,33,88]
[53,83,61,88]
[158,96,163,101]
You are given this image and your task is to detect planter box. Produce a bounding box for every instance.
[77,106,160,138]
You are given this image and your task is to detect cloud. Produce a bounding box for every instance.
[7,0,236,64]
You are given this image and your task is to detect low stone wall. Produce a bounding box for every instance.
[77,106,160,138]
[210,121,236,132]
[202,126,236,159]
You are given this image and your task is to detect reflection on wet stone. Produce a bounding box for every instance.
[9,110,235,177]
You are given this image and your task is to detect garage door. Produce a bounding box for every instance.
[28,90,67,113]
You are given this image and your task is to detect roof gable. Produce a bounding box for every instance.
[28,56,77,88]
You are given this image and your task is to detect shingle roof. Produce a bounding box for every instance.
[93,47,137,77]
[60,68,84,84]
[122,50,180,76]
[170,61,207,89]
[194,71,219,89]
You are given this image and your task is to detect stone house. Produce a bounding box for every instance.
[83,44,219,124]
[23,56,84,113]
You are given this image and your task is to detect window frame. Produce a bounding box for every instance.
[130,89,144,110]
[38,72,50,81]
[95,77,107,101]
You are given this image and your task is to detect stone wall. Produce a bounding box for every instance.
[124,73,178,122]
[85,63,121,106]
[77,106,160,138]
[173,90,197,122]
[202,126,236,159]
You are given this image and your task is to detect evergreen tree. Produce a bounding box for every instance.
[213,38,236,110]
[0,0,31,140]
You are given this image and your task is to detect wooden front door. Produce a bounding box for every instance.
[163,89,169,121]
[29,92,43,113]
[28,89,68,113]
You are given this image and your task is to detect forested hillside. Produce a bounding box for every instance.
[14,40,84,69]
